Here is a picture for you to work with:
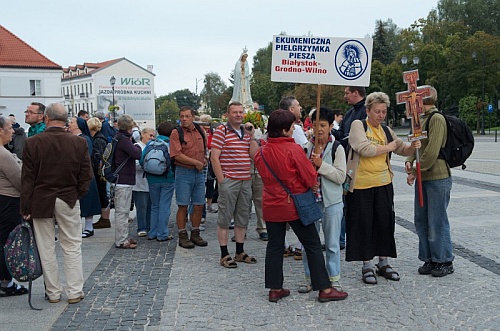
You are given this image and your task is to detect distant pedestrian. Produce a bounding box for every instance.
[113,115,142,249]
[141,123,175,241]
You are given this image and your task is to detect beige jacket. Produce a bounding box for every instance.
[346,120,415,193]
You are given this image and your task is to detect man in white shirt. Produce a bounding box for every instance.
[279,96,308,146]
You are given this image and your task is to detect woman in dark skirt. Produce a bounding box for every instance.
[68,117,102,238]
[345,92,420,284]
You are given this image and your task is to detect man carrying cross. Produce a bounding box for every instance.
[404,86,454,278]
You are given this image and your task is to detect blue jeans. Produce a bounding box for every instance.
[175,166,205,206]
[414,177,454,263]
[149,182,175,240]
[303,201,343,281]
[339,196,346,247]
[133,191,151,233]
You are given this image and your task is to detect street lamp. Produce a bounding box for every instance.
[472,51,486,135]
[401,56,419,68]
[195,78,204,95]
[110,76,116,122]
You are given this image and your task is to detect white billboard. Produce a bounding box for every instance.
[96,75,154,124]
[271,35,373,86]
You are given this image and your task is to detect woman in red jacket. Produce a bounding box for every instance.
[252,109,348,303]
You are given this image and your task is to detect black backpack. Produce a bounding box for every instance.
[425,112,474,170]
[100,133,130,183]
[3,221,43,310]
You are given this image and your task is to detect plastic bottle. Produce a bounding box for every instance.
[343,170,353,195]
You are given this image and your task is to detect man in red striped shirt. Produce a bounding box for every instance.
[210,102,260,268]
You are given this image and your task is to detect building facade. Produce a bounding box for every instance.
[61,58,156,129]
[0,25,62,123]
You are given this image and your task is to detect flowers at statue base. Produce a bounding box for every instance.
[243,110,266,133]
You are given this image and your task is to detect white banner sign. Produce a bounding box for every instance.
[96,76,154,122]
[271,35,373,86]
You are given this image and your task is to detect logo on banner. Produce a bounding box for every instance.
[335,40,369,80]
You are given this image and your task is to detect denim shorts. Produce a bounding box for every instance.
[175,166,205,206]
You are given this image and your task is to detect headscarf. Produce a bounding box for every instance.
[76,117,91,137]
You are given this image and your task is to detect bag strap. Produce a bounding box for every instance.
[260,150,292,195]
[114,156,130,176]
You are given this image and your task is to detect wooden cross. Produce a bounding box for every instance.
[396,70,432,141]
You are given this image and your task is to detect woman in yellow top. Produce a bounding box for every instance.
[345,92,420,285]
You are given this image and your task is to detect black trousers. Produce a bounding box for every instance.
[0,195,23,281]
[265,220,330,291]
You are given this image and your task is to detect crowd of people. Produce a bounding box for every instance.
[0,84,455,304]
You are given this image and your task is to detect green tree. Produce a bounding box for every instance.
[438,0,500,36]
[171,89,200,110]
[201,72,228,119]
[372,20,394,65]
[156,98,179,124]
[458,95,481,129]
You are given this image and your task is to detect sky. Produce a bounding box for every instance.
[2,0,439,97]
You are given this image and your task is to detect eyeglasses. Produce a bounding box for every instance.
[24,110,43,115]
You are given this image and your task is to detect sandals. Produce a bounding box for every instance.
[220,255,238,268]
[376,263,400,281]
[0,282,29,296]
[362,268,378,284]
[234,252,257,264]
[298,283,312,294]
[82,230,94,238]
[116,239,137,249]
[293,248,303,261]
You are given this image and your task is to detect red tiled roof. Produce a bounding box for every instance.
[61,58,122,79]
[0,25,61,69]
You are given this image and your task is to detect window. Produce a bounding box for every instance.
[30,80,41,96]
[85,83,88,94]
[89,83,92,95]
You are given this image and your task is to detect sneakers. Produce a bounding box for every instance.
[418,261,437,275]
[190,229,208,247]
[199,218,206,231]
[0,282,28,297]
[137,230,147,237]
[207,205,218,213]
[229,220,235,229]
[431,262,454,277]
[178,230,195,249]
[93,217,111,229]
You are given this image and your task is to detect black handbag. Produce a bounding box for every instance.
[260,151,322,226]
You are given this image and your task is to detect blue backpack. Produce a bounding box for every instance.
[142,139,171,176]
